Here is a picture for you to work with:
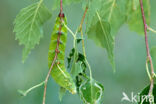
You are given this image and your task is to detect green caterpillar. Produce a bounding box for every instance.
[48,14,76,94]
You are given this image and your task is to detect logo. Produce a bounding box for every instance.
[121,92,154,103]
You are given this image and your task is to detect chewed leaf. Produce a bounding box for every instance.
[67,48,87,92]
[138,84,156,104]
[79,79,104,104]
[48,16,76,94]
[71,62,83,78]
[13,2,52,62]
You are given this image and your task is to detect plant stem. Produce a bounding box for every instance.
[64,23,76,48]
[139,0,154,96]
[147,26,156,33]
[146,60,152,81]
[78,6,94,78]
[80,30,86,57]
[78,6,94,99]
[60,0,63,14]
[42,0,64,103]
[64,24,76,39]
[79,6,88,31]
[79,6,88,57]
[18,81,45,96]
[42,50,58,104]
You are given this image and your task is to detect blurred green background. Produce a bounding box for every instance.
[0,0,156,104]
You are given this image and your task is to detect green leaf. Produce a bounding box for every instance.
[69,49,79,78]
[59,87,66,101]
[100,0,127,36]
[13,1,52,62]
[138,84,156,104]
[127,0,150,35]
[67,49,84,75]
[85,0,102,32]
[67,48,87,92]
[67,48,87,78]
[79,79,104,104]
[77,38,83,44]
[67,48,76,69]
[85,0,127,36]
[71,62,83,78]
[150,47,156,69]
[87,15,115,70]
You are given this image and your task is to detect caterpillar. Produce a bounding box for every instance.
[48,13,76,94]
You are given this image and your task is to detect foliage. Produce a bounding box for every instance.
[13,1,52,62]
[13,0,156,104]
[87,16,115,70]
[127,0,150,35]
[138,84,156,104]
[79,79,104,104]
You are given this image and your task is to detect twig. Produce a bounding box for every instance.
[64,23,76,39]
[139,0,155,96]
[146,60,152,81]
[79,6,88,30]
[80,30,86,57]
[78,6,88,57]
[78,6,95,100]
[147,26,156,33]
[42,50,58,104]
[18,81,45,96]
[42,0,64,103]
[60,0,63,14]
[64,23,77,48]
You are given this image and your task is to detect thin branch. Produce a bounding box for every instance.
[80,30,86,57]
[64,23,77,48]
[78,6,95,99]
[146,60,152,81]
[18,81,45,96]
[60,0,63,14]
[64,23,76,39]
[79,6,88,30]
[42,0,64,103]
[78,6,93,79]
[42,50,58,104]
[78,6,88,57]
[79,6,88,57]
[139,0,155,96]
[147,26,156,33]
